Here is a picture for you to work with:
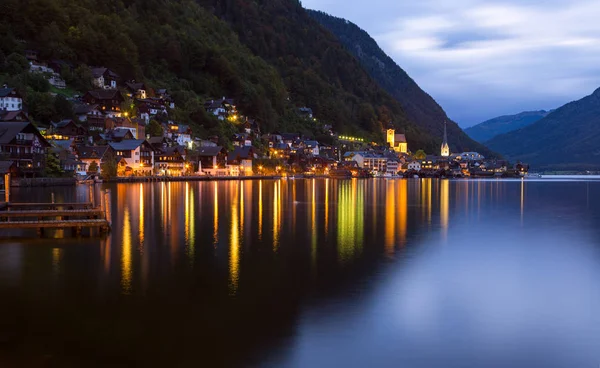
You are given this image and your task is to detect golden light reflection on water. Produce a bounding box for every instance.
[440,179,449,239]
[229,182,240,295]
[337,179,364,263]
[385,181,395,257]
[273,180,281,251]
[139,184,144,248]
[52,248,62,274]
[398,180,407,244]
[121,208,132,294]
[258,180,263,240]
[185,182,196,261]
[324,179,329,235]
[213,181,219,246]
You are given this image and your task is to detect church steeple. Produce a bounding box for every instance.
[441,121,450,157]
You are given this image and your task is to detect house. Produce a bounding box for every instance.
[108,140,154,175]
[83,90,124,116]
[0,88,23,111]
[154,146,186,176]
[125,81,146,99]
[48,119,87,142]
[147,136,169,152]
[456,152,485,161]
[301,140,319,156]
[407,161,421,171]
[386,158,400,174]
[0,110,30,123]
[318,144,338,160]
[50,143,84,174]
[0,122,50,176]
[73,103,102,123]
[232,133,252,147]
[281,133,300,148]
[227,146,256,176]
[270,142,291,159]
[137,99,168,123]
[76,145,114,174]
[91,67,120,89]
[104,117,144,139]
[297,107,313,119]
[204,97,237,120]
[349,152,389,173]
[166,124,193,146]
[99,128,135,143]
[195,146,226,175]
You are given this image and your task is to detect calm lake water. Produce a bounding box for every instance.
[1,178,600,367]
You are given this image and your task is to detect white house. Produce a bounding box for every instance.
[302,140,319,156]
[0,88,23,111]
[407,161,421,171]
[109,140,154,174]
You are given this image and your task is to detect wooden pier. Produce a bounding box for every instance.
[0,180,112,237]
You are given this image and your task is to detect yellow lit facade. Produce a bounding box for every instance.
[386,128,408,154]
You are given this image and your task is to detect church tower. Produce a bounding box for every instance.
[441,121,450,157]
[386,128,395,148]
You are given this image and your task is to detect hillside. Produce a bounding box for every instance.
[0,0,291,132]
[486,88,600,170]
[307,9,496,157]
[465,110,550,143]
[196,0,439,151]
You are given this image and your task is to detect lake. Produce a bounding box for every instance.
[1,178,600,367]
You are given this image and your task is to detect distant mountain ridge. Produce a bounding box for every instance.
[486,88,600,170]
[466,110,551,143]
[307,9,496,157]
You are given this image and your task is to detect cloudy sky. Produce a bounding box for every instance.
[302,0,600,127]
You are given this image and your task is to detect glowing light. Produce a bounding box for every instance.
[139,184,144,247]
[229,182,240,295]
[258,180,263,240]
[337,180,364,263]
[213,181,219,246]
[385,181,396,257]
[440,180,449,239]
[121,208,132,294]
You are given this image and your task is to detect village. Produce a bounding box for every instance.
[0,53,528,183]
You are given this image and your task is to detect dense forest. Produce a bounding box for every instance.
[308,10,496,157]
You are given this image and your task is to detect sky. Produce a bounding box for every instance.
[302,0,600,127]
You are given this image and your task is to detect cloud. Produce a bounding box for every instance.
[303,0,600,126]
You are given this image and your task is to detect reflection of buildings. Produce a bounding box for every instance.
[337,180,365,262]
[229,182,240,295]
[440,179,449,238]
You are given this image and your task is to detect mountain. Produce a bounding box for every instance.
[197,0,438,151]
[307,9,496,157]
[465,110,550,143]
[486,88,600,170]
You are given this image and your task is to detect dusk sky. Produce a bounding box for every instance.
[303,0,600,127]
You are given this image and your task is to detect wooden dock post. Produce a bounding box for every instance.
[88,183,94,208]
[51,192,55,204]
[104,189,112,228]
